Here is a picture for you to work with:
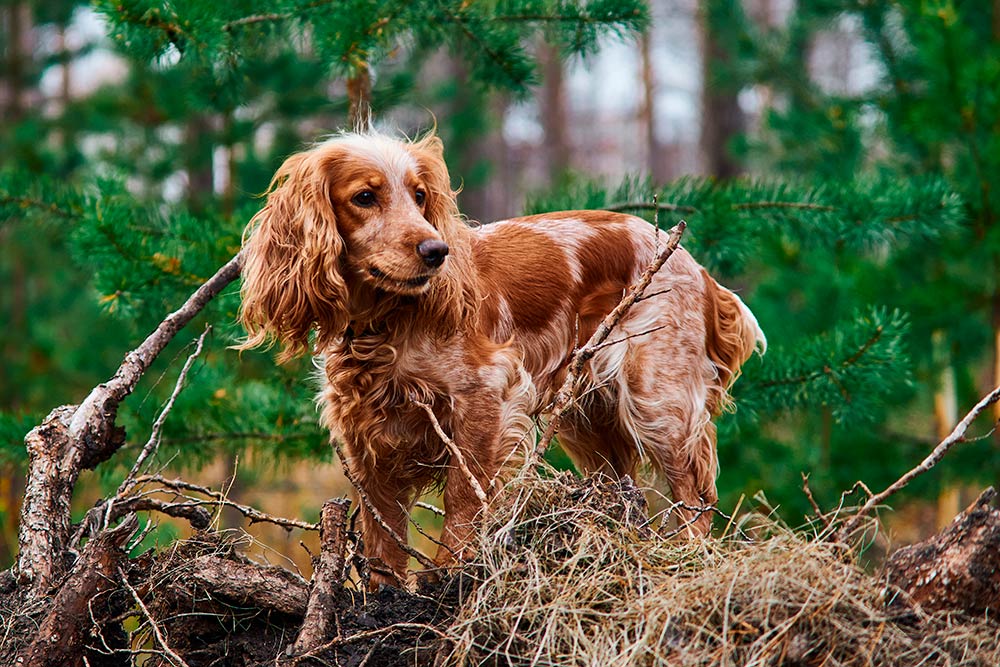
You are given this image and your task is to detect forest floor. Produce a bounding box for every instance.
[5,469,1000,667]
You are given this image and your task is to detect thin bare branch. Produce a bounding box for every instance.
[801,473,832,530]
[69,252,242,456]
[415,501,445,517]
[133,474,318,531]
[333,445,436,569]
[120,567,191,667]
[124,327,210,490]
[84,327,213,536]
[294,622,449,663]
[837,384,1000,541]
[414,400,490,515]
[586,324,668,354]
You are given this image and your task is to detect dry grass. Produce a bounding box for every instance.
[440,469,1000,667]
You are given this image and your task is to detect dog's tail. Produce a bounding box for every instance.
[701,269,766,415]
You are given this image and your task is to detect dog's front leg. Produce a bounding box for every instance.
[345,450,417,589]
[434,395,503,569]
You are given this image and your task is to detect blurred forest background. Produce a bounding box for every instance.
[2,0,999,573]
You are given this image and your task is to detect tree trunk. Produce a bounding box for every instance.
[932,330,961,530]
[638,29,666,183]
[699,2,744,178]
[3,2,28,122]
[185,114,215,214]
[348,62,372,131]
[539,42,570,183]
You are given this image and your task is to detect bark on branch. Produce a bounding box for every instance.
[291,497,352,655]
[20,515,139,667]
[164,554,311,617]
[885,488,1000,615]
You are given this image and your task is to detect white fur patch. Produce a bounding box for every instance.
[317,132,418,192]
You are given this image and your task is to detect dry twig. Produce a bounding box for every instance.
[121,327,211,493]
[838,384,1000,541]
[133,474,318,531]
[333,445,436,570]
[120,566,192,667]
[293,622,449,664]
[415,400,490,515]
[801,473,832,531]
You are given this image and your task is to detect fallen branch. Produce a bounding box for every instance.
[291,498,352,655]
[837,384,1000,541]
[106,497,212,530]
[885,487,1000,615]
[533,220,686,461]
[68,252,243,464]
[134,474,318,531]
[21,515,138,667]
[164,553,310,617]
[16,252,242,592]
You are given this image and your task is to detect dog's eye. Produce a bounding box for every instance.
[352,191,377,208]
[414,189,426,206]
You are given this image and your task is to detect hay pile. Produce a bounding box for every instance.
[440,471,1000,667]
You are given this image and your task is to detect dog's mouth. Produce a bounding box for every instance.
[367,266,432,289]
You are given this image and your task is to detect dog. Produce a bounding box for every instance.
[238,130,765,587]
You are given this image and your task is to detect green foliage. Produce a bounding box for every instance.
[693,0,1000,513]
[526,173,963,273]
[0,1,650,565]
[2,0,991,561]
[94,0,648,95]
[734,307,910,423]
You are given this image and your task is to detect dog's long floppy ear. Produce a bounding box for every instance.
[238,150,349,362]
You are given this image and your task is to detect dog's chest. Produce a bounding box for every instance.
[319,337,452,448]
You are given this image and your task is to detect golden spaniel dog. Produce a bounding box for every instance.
[238,131,765,587]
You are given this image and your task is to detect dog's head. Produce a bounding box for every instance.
[238,131,463,360]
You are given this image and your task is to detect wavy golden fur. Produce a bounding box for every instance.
[239,130,765,587]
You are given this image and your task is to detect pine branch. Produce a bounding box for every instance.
[733,308,909,422]
[754,324,884,390]
[0,195,78,220]
[731,201,837,212]
[528,175,963,271]
[605,201,697,214]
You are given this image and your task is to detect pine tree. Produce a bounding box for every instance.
[664,0,1000,517]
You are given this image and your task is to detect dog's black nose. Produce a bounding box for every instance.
[416,239,449,268]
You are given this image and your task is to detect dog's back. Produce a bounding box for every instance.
[471,211,765,532]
